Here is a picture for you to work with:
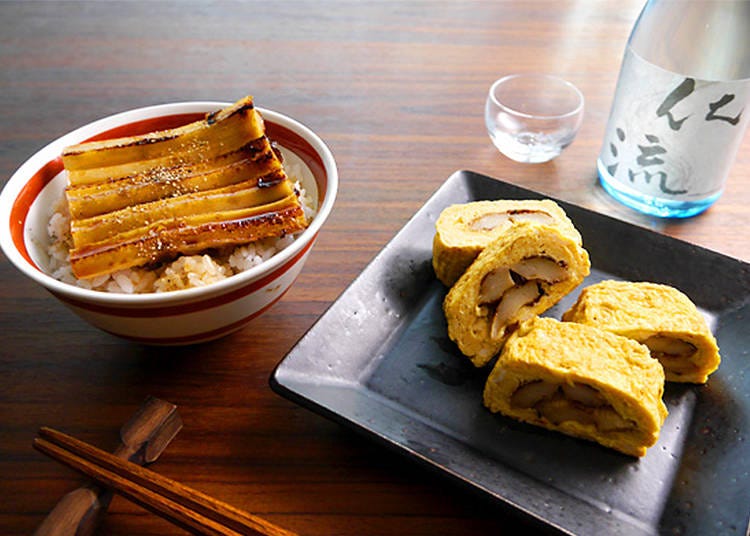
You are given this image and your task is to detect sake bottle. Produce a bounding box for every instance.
[597,0,750,218]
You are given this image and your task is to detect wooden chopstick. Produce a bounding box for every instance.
[33,427,297,536]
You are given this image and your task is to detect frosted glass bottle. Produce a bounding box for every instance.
[597,0,750,218]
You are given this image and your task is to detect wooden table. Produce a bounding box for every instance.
[1,2,748,535]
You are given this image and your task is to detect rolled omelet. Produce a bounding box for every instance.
[483,317,668,457]
[432,199,582,287]
[562,280,720,383]
[444,222,590,367]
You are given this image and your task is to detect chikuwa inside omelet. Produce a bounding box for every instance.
[443,222,590,367]
[562,280,720,383]
[432,199,581,287]
[483,317,668,457]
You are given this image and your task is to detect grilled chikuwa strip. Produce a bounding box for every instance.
[70,173,293,247]
[69,197,305,279]
[62,97,264,178]
[61,96,307,279]
[65,139,275,220]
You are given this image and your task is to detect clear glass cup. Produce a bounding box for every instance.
[485,74,584,163]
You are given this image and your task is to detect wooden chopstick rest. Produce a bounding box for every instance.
[33,396,183,536]
[33,427,296,536]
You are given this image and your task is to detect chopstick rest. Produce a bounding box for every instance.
[33,427,297,536]
[33,396,183,536]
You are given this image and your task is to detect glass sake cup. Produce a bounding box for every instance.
[485,74,584,163]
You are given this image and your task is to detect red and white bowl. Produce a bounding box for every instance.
[0,101,338,345]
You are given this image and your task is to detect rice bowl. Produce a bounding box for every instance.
[0,101,338,344]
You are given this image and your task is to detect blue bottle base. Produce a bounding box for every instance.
[597,160,721,218]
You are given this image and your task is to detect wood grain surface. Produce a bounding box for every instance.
[1,1,748,535]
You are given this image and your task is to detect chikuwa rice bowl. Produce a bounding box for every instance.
[0,101,338,344]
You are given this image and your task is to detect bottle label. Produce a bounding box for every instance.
[599,48,750,200]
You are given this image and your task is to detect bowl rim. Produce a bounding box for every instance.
[0,101,338,306]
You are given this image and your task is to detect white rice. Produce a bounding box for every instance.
[46,178,316,294]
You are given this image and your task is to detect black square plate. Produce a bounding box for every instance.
[270,170,750,536]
